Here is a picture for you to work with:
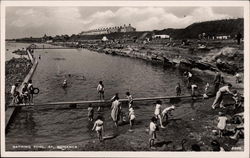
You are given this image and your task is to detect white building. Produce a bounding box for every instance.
[152,34,170,39]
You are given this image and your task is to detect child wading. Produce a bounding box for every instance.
[154,100,165,128]
[128,107,136,131]
[88,104,94,121]
[149,116,158,149]
[126,92,133,108]
[217,112,227,137]
[92,115,104,142]
[97,81,105,100]
[175,83,181,96]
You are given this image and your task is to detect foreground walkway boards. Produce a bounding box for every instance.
[8,95,202,107]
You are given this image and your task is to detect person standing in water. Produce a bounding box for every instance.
[126,92,133,108]
[88,104,94,121]
[191,84,198,97]
[175,83,181,96]
[62,79,67,88]
[128,107,136,131]
[213,71,222,95]
[92,115,104,142]
[97,81,105,100]
[111,94,121,127]
[149,116,158,149]
[154,100,165,128]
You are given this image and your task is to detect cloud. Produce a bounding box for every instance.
[6,6,239,38]
[82,7,232,31]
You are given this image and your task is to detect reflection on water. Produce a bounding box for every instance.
[6,46,202,149]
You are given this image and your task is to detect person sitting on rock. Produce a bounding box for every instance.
[230,119,244,140]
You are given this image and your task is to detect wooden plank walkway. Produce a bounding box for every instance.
[8,95,202,107]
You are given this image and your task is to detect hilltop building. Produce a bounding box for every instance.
[152,34,170,39]
[79,24,136,36]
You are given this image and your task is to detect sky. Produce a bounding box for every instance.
[6,6,243,39]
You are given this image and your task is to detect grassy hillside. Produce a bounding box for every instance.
[154,18,243,39]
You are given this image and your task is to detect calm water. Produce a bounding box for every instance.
[6,45,200,150]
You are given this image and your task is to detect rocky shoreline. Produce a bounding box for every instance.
[77,40,242,73]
